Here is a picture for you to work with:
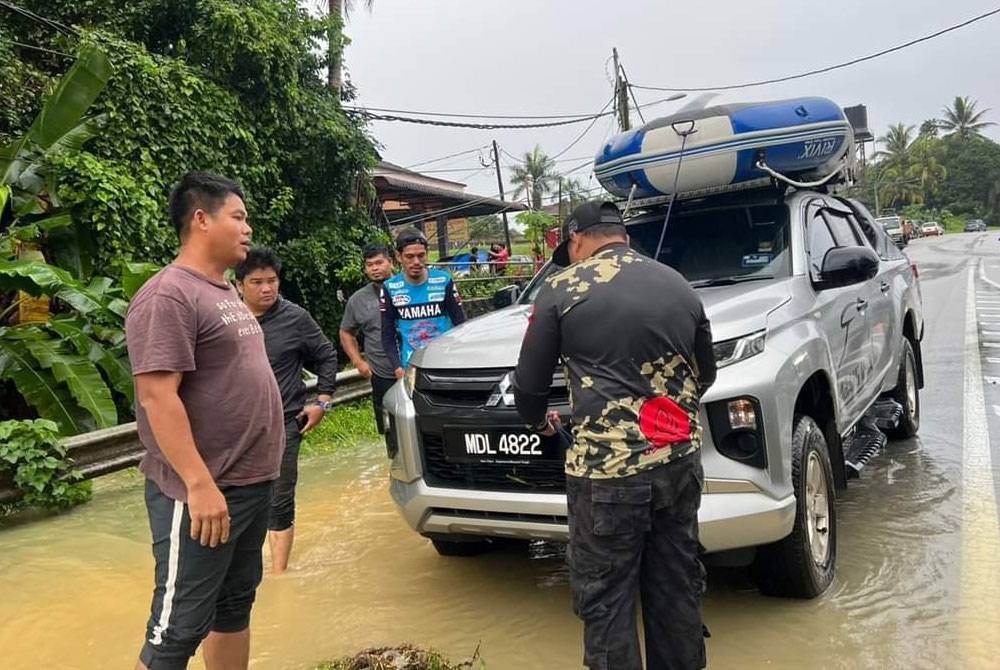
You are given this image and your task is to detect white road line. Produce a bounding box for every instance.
[982,331,1000,337]
[986,358,1000,364]
[961,263,1000,662]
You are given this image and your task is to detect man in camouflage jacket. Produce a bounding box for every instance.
[513,201,716,670]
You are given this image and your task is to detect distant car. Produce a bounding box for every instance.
[965,219,987,232]
[875,216,906,247]
[920,222,944,237]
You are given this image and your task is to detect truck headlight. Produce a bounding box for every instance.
[713,330,766,368]
[402,365,417,398]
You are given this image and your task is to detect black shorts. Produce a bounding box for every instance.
[371,374,396,434]
[269,416,303,531]
[139,478,272,670]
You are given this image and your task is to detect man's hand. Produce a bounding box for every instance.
[187,480,230,548]
[357,361,373,379]
[297,404,326,434]
[536,410,562,437]
[394,367,405,380]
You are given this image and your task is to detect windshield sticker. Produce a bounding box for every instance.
[742,253,773,267]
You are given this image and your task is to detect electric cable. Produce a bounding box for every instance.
[630,6,1000,92]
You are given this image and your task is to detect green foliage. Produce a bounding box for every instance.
[0,419,92,510]
[510,146,559,210]
[516,209,557,247]
[6,1,379,337]
[468,215,503,242]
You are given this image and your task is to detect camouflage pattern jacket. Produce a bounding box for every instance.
[512,243,717,478]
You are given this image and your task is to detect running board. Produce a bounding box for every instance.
[842,399,899,478]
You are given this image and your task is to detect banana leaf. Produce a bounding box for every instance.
[0,334,83,434]
[47,316,134,404]
[0,259,105,315]
[0,43,112,185]
[20,331,117,429]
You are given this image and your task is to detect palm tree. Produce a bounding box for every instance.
[510,146,559,209]
[918,119,939,138]
[328,0,374,92]
[907,138,947,203]
[939,96,995,139]
[875,123,916,171]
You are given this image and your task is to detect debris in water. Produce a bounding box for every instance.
[314,643,483,670]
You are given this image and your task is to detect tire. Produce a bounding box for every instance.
[885,339,920,439]
[753,415,837,598]
[431,538,492,557]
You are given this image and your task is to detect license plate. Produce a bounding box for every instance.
[442,427,565,465]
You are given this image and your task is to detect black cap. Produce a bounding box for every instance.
[552,201,624,267]
[394,228,428,251]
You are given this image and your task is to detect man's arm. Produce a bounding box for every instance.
[693,309,717,393]
[444,277,467,325]
[135,371,230,547]
[339,329,370,377]
[512,289,561,429]
[299,312,338,432]
[379,286,403,376]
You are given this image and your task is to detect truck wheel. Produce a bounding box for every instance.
[753,415,837,598]
[886,339,920,439]
[431,538,492,557]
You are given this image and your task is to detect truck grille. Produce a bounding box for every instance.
[416,367,570,408]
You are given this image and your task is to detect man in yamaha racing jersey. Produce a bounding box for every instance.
[380,228,467,378]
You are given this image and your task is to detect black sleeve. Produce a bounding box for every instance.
[300,311,338,395]
[445,277,467,325]
[379,285,402,370]
[512,286,561,428]
[693,307,716,393]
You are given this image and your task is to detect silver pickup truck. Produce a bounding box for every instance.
[382,187,924,598]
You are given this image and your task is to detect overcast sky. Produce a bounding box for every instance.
[340,0,1000,203]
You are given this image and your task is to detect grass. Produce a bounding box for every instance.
[301,398,381,456]
[313,645,484,670]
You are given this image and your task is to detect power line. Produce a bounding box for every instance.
[2,39,74,58]
[352,109,616,130]
[550,96,615,160]
[630,6,1000,92]
[0,0,77,35]
[404,145,490,170]
[344,103,625,121]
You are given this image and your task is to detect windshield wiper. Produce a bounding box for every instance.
[689,275,776,288]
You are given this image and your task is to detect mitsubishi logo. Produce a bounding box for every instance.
[486,372,516,408]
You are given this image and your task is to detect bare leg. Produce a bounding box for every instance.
[134,661,149,670]
[203,628,250,670]
[267,528,294,574]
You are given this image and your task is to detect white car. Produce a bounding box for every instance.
[920,222,944,237]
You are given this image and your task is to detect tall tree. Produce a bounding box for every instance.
[876,123,916,170]
[940,96,995,140]
[329,0,374,92]
[510,145,558,209]
[919,119,940,138]
[907,138,947,204]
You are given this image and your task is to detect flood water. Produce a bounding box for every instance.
[2,235,998,669]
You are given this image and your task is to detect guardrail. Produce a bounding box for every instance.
[0,369,373,505]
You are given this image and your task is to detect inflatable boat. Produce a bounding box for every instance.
[594,97,855,199]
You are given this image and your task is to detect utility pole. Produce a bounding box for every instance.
[492,140,513,250]
[613,47,630,132]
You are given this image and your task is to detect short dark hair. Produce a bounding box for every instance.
[362,242,392,261]
[234,246,281,281]
[168,171,245,238]
[394,228,428,251]
[579,223,627,239]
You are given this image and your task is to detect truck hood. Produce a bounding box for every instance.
[411,282,791,369]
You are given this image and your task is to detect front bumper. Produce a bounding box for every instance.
[389,475,795,553]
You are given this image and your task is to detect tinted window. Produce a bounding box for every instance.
[626,204,791,283]
[823,210,863,247]
[807,211,838,279]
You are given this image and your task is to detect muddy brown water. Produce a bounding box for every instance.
[2,237,998,669]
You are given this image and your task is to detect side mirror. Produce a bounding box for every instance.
[817,246,879,289]
[493,285,521,309]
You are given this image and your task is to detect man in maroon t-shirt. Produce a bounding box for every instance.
[126,172,284,670]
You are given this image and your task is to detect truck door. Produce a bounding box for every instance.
[806,204,869,419]
[821,207,891,406]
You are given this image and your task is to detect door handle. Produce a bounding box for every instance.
[856,298,868,311]
[880,281,891,293]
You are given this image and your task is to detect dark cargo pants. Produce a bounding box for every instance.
[565,452,706,670]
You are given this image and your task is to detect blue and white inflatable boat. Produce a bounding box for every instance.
[594,97,855,199]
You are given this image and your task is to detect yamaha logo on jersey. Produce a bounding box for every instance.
[398,303,444,319]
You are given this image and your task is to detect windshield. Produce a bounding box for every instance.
[519,202,790,302]
[875,216,902,231]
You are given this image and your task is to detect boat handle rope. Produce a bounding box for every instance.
[754,151,850,189]
[652,120,698,262]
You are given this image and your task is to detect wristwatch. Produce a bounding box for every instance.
[314,399,334,411]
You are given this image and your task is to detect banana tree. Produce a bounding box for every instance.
[0,42,140,435]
